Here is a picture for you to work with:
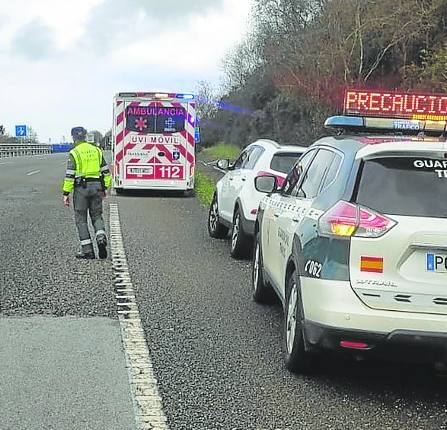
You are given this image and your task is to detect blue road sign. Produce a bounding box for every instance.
[194,127,200,143]
[15,125,27,137]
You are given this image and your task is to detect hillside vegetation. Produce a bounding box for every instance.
[199,0,447,147]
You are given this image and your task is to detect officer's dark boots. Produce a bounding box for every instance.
[76,251,95,259]
[97,234,108,260]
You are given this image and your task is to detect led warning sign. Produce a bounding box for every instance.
[125,106,186,134]
[344,89,447,121]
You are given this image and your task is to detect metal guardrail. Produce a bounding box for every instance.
[0,143,52,158]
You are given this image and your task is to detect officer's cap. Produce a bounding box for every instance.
[71,127,87,140]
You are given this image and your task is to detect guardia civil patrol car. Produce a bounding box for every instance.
[253,89,447,373]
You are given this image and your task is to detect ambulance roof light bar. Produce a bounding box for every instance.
[117,92,195,100]
[177,94,195,100]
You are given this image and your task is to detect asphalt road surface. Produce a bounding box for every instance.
[2,153,447,430]
[0,154,135,430]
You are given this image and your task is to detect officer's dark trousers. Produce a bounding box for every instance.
[73,182,106,253]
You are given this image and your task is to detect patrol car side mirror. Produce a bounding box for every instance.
[217,159,230,170]
[255,175,277,194]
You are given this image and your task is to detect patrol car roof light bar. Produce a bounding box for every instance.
[325,115,447,136]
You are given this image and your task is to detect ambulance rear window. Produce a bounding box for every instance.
[356,157,447,218]
[126,106,186,133]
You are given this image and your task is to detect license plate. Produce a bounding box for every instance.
[426,253,447,272]
[128,167,153,174]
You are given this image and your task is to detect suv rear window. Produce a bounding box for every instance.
[356,157,447,218]
[270,152,303,174]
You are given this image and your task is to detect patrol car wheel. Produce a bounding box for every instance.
[115,188,123,195]
[208,194,229,239]
[284,270,314,373]
[252,233,274,303]
[230,208,250,259]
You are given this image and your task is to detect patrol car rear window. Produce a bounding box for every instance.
[125,106,186,133]
[270,152,303,174]
[356,157,447,218]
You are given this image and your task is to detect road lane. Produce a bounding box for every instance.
[0,154,135,429]
[0,153,115,316]
[118,191,447,430]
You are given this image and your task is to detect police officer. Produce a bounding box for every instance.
[62,127,112,259]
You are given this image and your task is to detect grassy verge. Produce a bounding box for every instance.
[195,143,240,207]
[199,143,241,162]
[194,170,216,207]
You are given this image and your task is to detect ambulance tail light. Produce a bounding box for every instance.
[318,201,396,238]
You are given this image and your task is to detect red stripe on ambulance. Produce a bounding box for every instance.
[116,112,124,126]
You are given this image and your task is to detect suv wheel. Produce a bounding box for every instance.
[208,194,229,238]
[252,233,274,303]
[284,270,315,373]
[230,207,250,259]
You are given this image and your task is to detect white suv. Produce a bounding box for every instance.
[207,139,304,258]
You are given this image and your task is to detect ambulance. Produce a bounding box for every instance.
[112,92,197,193]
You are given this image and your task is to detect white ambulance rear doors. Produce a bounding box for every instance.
[113,95,195,191]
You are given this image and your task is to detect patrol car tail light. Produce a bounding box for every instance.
[319,201,396,238]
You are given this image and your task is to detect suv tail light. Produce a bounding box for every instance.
[318,201,396,238]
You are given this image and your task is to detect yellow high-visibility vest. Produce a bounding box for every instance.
[62,142,111,193]
[70,142,102,178]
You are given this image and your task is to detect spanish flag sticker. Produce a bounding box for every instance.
[360,256,384,273]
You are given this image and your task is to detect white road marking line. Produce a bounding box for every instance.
[27,170,41,176]
[109,204,170,430]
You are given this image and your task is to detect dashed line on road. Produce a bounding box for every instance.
[26,170,41,176]
[109,203,170,430]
